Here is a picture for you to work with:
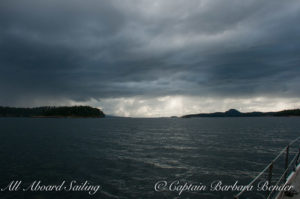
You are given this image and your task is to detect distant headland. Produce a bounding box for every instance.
[182,108,300,118]
[0,106,105,118]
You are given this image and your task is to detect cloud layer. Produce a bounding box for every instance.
[0,0,300,116]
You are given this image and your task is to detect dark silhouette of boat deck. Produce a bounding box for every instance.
[235,137,300,199]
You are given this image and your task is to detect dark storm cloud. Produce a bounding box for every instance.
[0,0,300,106]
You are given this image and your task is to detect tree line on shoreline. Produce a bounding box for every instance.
[0,106,105,118]
[182,108,300,118]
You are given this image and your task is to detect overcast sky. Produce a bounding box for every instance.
[1,0,300,117]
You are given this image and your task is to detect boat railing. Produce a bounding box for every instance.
[234,136,300,199]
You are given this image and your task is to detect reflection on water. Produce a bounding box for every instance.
[0,117,299,199]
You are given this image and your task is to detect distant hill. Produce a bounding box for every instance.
[273,109,300,116]
[181,108,300,118]
[0,106,105,118]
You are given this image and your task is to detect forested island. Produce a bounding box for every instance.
[182,108,300,118]
[0,106,105,118]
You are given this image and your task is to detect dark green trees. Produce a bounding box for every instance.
[0,106,105,118]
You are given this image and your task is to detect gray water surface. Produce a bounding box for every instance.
[0,117,299,199]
